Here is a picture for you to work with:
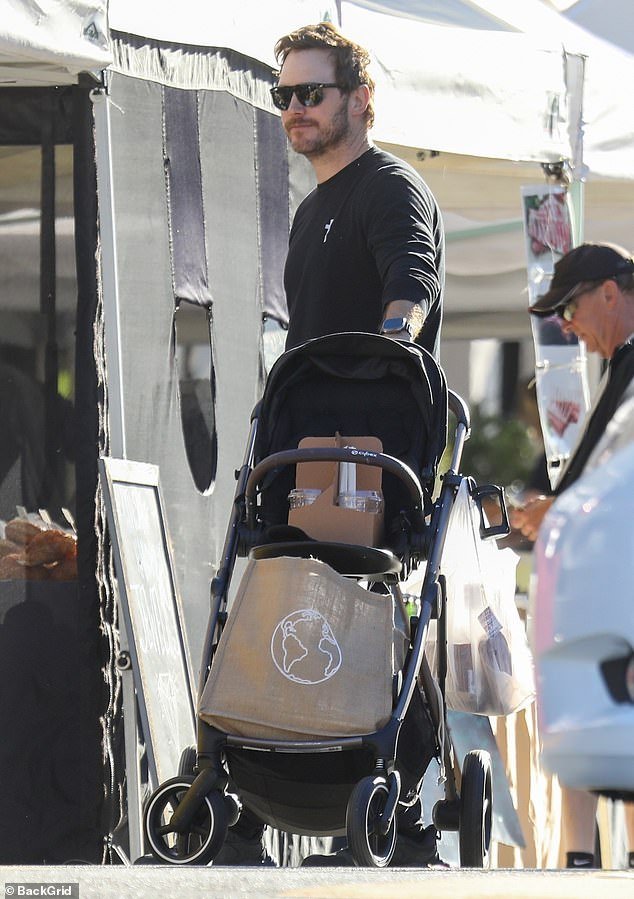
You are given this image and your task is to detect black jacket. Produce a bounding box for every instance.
[555,339,634,494]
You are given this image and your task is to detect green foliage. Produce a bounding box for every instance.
[448,406,537,488]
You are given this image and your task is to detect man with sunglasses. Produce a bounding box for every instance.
[271,22,444,356]
[214,22,445,870]
[512,243,634,871]
[512,242,634,544]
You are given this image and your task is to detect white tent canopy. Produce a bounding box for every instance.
[0,0,578,165]
[2,0,632,180]
[0,0,111,86]
[346,0,634,179]
[339,3,573,165]
[460,0,634,181]
[335,0,634,335]
[562,0,634,54]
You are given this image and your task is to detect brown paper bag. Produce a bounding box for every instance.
[199,556,395,740]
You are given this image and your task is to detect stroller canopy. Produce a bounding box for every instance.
[254,333,448,542]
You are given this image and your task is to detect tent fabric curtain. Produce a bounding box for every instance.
[40,94,60,503]
[254,106,290,326]
[106,71,262,668]
[0,85,113,864]
[102,37,313,668]
[109,31,276,110]
[162,85,213,306]
[0,87,74,146]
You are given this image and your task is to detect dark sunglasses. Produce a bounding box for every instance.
[270,82,340,111]
[556,297,578,323]
[555,279,606,322]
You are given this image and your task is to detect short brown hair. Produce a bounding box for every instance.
[615,272,634,295]
[274,22,375,128]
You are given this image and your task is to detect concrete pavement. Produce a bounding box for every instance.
[1,866,633,899]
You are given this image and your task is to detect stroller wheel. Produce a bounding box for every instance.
[144,775,227,865]
[178,745,197,776]
[346,776,397,867]
[458,750,492,868]
[223,792,242,828]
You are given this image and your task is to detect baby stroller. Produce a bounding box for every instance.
[143,332,509,868]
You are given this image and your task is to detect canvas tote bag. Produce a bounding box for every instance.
[199,556,396,740]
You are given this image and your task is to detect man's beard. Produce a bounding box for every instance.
[286,100,351,158]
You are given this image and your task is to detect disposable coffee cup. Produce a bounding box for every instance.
[336,490,383,513]
[288,488,322,510]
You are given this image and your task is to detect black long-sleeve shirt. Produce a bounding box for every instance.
[284,147,444,357]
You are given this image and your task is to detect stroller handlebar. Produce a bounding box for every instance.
[447,389,470,431]
[244,446,425,530]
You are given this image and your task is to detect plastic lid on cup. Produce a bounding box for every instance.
[288,488,322,509]
[336,490,383,513]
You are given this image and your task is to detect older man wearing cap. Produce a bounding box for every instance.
[513,242,634,542]
[513,242,634,870]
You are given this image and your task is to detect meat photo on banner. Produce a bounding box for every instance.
[522,185,591,487]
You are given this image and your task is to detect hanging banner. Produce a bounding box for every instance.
[521,185,591,488]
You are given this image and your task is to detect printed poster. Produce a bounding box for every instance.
[521,185,591,487]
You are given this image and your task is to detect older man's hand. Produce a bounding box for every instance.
[509,495,555,543]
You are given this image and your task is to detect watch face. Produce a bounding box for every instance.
[381,317,408,334]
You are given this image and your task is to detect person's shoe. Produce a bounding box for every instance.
[301,848,355,867]
[389,823,449,868]
[565,851,595,869]
[300,825,449,869]
[212,830,276,866]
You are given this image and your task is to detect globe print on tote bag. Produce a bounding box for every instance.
[271,609,342,685]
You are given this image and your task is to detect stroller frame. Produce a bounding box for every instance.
[143,334,508,867]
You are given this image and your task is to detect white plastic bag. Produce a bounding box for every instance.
[440,479,535,716]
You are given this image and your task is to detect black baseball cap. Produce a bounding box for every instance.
[529,243,634,317]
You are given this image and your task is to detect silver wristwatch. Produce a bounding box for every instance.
[380,316,414,339]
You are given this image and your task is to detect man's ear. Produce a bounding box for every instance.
[603,278,620,309]
[349,84,370,119]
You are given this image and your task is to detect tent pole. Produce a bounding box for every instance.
[92,76,127,459]
[92,76,145,863]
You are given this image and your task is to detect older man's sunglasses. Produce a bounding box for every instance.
[270,82,339,110]
[557,298,578,323]
[555,280,605,322]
